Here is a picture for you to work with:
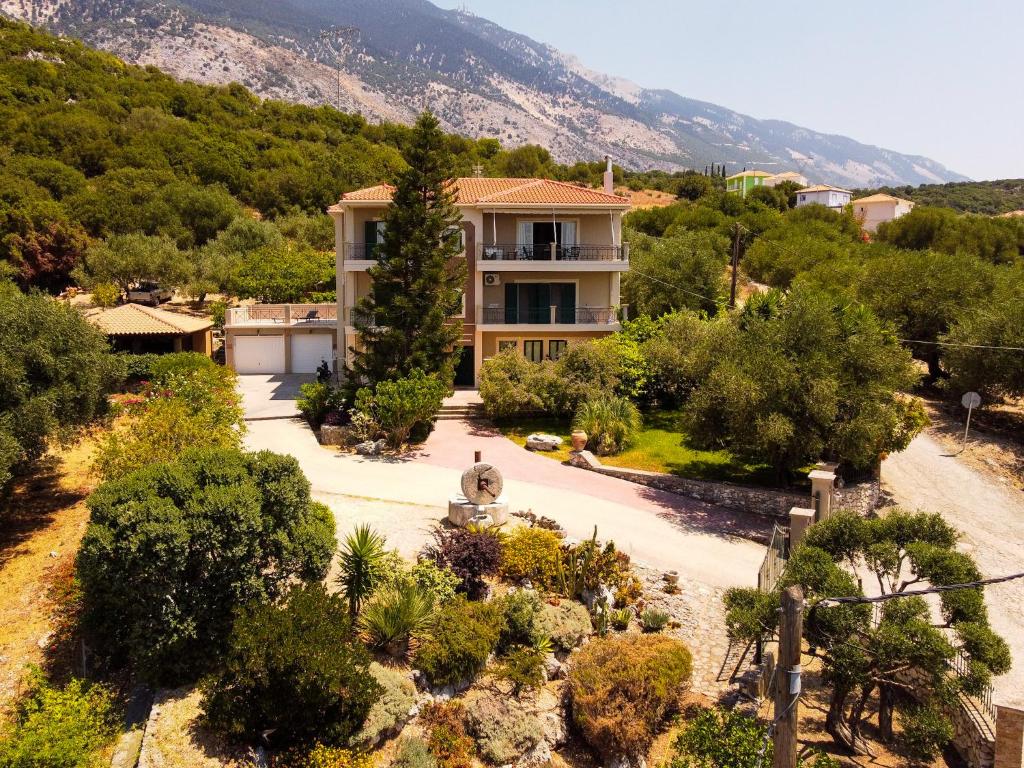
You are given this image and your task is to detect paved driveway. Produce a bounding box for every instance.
[238,374,312,420]
[240,386,767,589]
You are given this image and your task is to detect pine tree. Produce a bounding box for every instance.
[349,112,467,387]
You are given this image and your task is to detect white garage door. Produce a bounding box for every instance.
[291,334,334,374]
[233,335,286,374]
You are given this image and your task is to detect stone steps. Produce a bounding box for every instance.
[436,404,484,421]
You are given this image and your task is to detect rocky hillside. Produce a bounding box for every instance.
[1,0,969,186]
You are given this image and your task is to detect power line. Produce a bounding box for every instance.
[626,267,729,307]
[811,571,1024,608]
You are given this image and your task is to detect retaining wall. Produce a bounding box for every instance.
[567,451,879,519]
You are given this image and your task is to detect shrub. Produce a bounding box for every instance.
[557,530,642,607]
[665,706,771,768]
[567,634,693,760]
[373,553,462,608]
[573,394,641,455]
[500,527,562,590]
[0,667,118,768]
[358,583,435,657]
[478,348,550,419]
[273,744,374,768]
[493,646,546,695]
[338,524,388,616]
[535,600,593,652]
[354,369,446,448]
[497,589,543,651]
[91,282,121,307]
[349,663,417,751]
[391,736,437,768]
[610,607,632,631]
[462,689,544,764]
[208,299,227,329]
[413,597,504,687]
[78,448,336,683]
[419,702,475,768]
[201,584,380,749]
[423,525,502,599]
[298,381,347,427]
[640,608,670,632]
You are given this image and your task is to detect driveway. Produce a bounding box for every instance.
[238,374,312,420]
[240,385,767,590]
[883,432,1024,707]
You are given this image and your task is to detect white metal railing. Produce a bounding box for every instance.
[224,304,337,327]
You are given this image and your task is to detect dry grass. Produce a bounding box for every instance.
[139,687,253,768]
[615,187,677,209]
[0,433,103,721]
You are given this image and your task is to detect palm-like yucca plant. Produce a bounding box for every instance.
[572,395,642,455]
[358,584,435,658]
[338,524,387,616]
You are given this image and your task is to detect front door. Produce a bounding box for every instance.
[454,346,474,387]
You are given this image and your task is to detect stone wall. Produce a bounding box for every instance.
[567,451,879,519]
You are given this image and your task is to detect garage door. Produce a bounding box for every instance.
[291,334,334,374]
[233,335,285,374]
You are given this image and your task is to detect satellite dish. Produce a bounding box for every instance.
[961,392,981,409]
[461,463,503,505]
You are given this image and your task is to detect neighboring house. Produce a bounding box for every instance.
[84,303,213,355]
[763,171,809,188]
[725,170,774,197]
[795,184,852,210]
[223,172,631,385]
[851,193,915,232]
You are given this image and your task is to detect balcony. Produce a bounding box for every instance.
[481,306,619,326]
[225,303,337,328]
[478,243,628,262]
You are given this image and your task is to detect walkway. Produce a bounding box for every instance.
[241,384,766,590]
[883,432,1024,708]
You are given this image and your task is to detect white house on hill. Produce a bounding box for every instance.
[795,184,852,210]
[852,193,915,232]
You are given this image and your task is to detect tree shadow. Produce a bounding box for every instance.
[0,456,89,568]
[631,483,774,545]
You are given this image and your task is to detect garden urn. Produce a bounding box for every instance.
[570,430,588,452]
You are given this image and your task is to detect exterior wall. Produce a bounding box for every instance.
[191,329,213,356]
[796,190,852,209]
[475,212,619,247]
[855,200,914,233]
[480,272,615,310]
[480,330,609,359]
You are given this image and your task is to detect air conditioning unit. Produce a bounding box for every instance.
[483,273,501,287]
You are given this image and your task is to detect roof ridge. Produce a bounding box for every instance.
[474,178,546,203]
[126,303,180,332]
[539,177,629,201]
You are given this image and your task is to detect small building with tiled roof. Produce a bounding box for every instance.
[84,303,213,356]
[795,184,853,211]
[851,193,915,232]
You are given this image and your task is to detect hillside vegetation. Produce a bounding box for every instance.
[856,178,1024,215]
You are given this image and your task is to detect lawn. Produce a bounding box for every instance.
[499,409,779,486]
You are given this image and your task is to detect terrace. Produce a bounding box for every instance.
[224,303,337,328]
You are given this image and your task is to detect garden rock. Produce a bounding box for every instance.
[319,424,348,446]
[581,584,615,613]
[606,756,646,768]
[349,662,417,750]
[535,687,568,747]
[535,601,593,652]
[355,439,387,456]
[543,653,563,681]
[515,739,552,768]
[525,433,563,452]
[463,689,544,766]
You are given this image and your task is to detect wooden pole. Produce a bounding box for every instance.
[729,223,741,309]
[773,585,804,768]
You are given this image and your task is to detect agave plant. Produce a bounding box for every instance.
[358,583,435,658]
[640,607,670,633]
[338,524,387,616]
[610,607,633,631]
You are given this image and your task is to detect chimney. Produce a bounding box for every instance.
[603,155,614,195]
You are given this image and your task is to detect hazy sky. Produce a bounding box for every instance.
[434,0,1023,181]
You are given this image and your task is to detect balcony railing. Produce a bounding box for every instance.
[346,307,378,326]
[478,243,628,262]
[481,306,618,325]
[225,303,337,327]
[343,242,382,261]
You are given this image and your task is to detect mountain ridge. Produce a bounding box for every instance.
[0,0,969,186]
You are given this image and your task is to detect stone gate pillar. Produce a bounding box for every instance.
[996,705,1024,768]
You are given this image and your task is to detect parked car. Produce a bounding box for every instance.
[126,283,173,306]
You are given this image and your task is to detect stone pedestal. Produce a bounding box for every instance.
[996,705,1024,768]
[808,469,837,521]
[448,494,509,528]
[788,507,815,548]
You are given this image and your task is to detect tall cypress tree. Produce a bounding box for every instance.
[349,112,467,387]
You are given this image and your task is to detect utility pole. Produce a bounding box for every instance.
[729,222,741,309]
[773,585,804,768]
[318,26,359,110]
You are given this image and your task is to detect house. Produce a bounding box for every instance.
[84,303,213,355]
[725,170,774,197]
[795,184,852,210]
[763,171,809,188]
[223,167,631,386]
[851,193,915,232]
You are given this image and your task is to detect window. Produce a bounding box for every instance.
[498,340,518,353]
[444,226,465,253]
[362,221,385,259]
[549,340,567,360]
[524,340,543,363]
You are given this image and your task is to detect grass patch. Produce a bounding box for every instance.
[497,410,782,487]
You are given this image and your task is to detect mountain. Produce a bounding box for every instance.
[1,0,969,187]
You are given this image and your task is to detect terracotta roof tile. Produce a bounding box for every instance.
[852,193,914,205]
[331,177,629,208]
[798,184,852,194]
[84,303,213,335]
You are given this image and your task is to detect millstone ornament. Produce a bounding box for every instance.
[461,463,504,505]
